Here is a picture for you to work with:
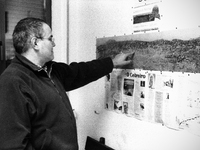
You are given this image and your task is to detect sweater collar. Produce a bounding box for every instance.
[13,53,52,72]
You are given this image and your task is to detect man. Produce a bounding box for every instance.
[0,17,133,150]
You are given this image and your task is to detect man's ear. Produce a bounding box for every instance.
[31,37,39,50]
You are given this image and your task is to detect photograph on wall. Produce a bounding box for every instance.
[96,27,200,73]
[132,1,162,33]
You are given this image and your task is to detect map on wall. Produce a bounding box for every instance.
[96,28,200,136]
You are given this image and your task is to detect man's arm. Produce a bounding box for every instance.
[53,52,134,91]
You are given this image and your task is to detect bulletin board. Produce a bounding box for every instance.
[96,27,200,136]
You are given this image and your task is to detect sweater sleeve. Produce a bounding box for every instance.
[0,76,35,149]
[52,57,114,91]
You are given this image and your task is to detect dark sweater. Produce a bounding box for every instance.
[0,53,113,150]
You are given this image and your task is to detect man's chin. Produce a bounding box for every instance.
[50,54,54,60]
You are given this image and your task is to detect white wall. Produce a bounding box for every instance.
[52,0,200,150]
[52,0,68,63]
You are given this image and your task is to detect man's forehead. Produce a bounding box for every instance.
[42,23,52,37]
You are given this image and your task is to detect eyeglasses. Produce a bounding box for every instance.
[35,35,54,43]
[41,35,54,42]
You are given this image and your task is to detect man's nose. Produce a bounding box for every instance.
[52,40,56,47]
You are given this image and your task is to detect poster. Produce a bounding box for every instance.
[96,28,200,73]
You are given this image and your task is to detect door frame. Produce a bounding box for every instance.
[0,0,6,75]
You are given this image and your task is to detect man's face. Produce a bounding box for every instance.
[37,23,55,64]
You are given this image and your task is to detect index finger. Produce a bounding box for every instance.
[125,52,135,61]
